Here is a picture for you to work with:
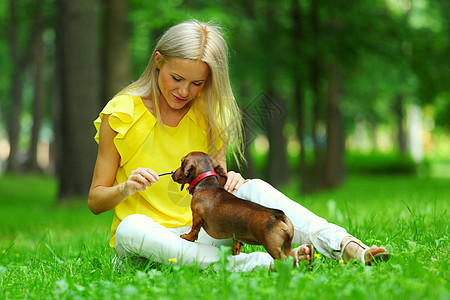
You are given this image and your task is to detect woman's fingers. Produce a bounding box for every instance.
[224,171,248,192]
[123,168,160,196]
[139,168,160,185]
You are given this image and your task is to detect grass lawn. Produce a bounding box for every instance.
[0,173,448,299]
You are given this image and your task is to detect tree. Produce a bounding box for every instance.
[325,65,346,187]
[27,27,46,172]
[55,0,101,201]
[6,0,24,172]
[308,0,327,192]
[104,0,132,102]
[254,0,291,186]
[289,0,309,193]
[6,0,44,172]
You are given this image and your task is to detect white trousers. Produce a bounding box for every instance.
[114,179,350,272]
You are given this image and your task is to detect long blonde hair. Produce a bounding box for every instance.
[120,20,244,165]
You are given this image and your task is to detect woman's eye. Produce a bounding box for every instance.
[172,76,181,82]
[193,82,203,86]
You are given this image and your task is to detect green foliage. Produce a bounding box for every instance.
[345,151,421,175]
[0,173,448,299]
[0,0,448,183]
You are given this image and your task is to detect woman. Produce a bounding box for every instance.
[89,20,389,272]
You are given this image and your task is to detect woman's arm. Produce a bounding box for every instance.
[214,145,249,192]
[88,115,159,215]
[214,145,228,172]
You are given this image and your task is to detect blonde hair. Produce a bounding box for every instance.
[120,20,244,165]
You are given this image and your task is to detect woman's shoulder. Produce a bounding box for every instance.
[102,94,143,116]
[94,94,154,144]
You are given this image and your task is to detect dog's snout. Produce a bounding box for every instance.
[171,168,183,183]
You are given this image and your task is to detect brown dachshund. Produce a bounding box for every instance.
[172,151,298,262]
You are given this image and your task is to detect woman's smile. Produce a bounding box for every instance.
[171,93,189,103]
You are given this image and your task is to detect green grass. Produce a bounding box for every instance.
[0,173,449,299]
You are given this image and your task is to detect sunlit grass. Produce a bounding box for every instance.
[0,173,448,299]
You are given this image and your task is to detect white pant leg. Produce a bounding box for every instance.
[114,214,274,272]
[233,179,348,260]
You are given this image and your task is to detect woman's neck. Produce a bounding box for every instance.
[142,96,190,127]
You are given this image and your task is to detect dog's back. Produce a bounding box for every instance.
[192,188,294,251]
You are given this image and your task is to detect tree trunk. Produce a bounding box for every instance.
[325,65,346,188]
[309,0,326,192]
[265,87,290,187]
[27,30,45,172]
[56,0,101,201]
[7,71,24,172]
[290,0,308,194]
[104,0,132,102]
[294,80,308,192]
[51,29,63,179]
[368,113,378,151]
[259,1,289,187]
[7,0,45,172]
[7,0,24,172]
[394,94,407,156]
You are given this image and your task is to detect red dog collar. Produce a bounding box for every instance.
[187,171,218,195]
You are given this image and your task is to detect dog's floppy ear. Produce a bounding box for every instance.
[178,156,194,192]
[181,157,194,190]
[184,161,194,179]
[210,157,228,186]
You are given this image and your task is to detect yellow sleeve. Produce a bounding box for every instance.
[93,95,156,166]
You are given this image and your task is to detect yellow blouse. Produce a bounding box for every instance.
[94,95,218,248]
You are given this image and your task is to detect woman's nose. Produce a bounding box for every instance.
[178,84,189,98]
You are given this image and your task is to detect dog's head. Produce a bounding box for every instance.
[172,152,228,191]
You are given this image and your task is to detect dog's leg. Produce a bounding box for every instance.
[260,228,289,260]
[231,240,243,255]
[265,245,283,260]
[181,212,203,242]
[258,235,283,260]
[282,219,295,260]
[283,236,293,260]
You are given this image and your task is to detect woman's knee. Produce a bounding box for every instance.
[116,214,151,237]
[115,214,158,255]
[236,178,266,193]
[244,178,268,189]
[234,178,274,201]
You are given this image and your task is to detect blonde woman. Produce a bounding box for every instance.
[88,20,389,271]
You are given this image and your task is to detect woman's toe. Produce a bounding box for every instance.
[294,244,313,264]
[364,245,389,263]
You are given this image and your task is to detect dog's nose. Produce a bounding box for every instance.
[171,169,180,182]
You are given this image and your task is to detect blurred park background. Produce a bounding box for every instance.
[0,0,448,202]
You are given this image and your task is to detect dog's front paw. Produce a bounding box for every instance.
[180,233,198,242]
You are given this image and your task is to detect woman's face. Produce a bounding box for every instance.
[155,52,210,111]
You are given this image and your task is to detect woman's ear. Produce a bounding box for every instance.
[154,51,163,69]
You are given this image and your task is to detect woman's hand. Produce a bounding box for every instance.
[224,171,250,192]
[121,168,160,197]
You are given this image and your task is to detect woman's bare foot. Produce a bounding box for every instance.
[341,236,390,265]
[291,244,314,266]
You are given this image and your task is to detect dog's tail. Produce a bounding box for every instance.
[267,208,286,218]
[267,208,293,231]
